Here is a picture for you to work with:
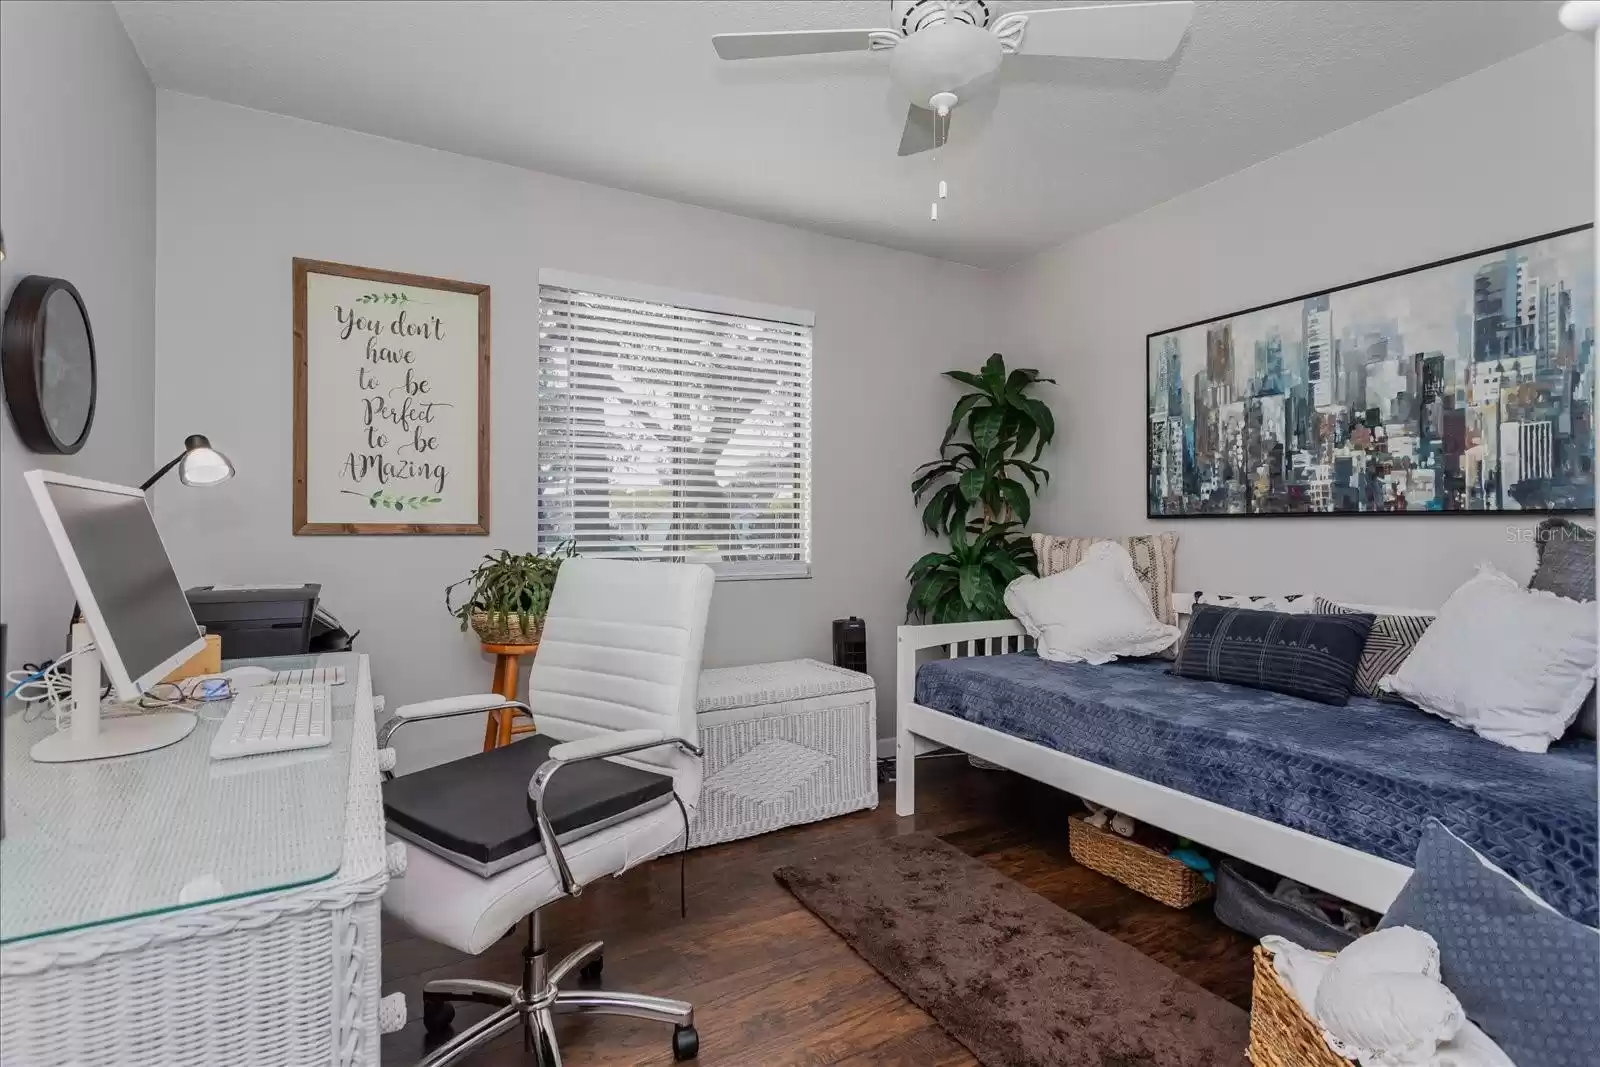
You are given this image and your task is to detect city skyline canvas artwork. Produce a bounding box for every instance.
[1147,225,1595,517]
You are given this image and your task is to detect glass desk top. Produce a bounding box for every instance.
[0,652,360,945]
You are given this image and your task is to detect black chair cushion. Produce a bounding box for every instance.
[383,733,676,876]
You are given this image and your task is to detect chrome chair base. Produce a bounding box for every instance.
[415,916,698,1066]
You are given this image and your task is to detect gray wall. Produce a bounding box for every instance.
[0,1,157,672]
[153,92,998,768]
[999,37,1596,608]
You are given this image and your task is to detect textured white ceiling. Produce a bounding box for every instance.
[114,0,1567,267]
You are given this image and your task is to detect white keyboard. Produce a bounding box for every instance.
[270,666,345,686]
[209,684,333,761]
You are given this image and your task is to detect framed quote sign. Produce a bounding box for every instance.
[293,258,489,534]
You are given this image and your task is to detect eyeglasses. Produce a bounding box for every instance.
[138,677,236,711]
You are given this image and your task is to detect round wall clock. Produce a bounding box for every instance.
[1,275,97,454]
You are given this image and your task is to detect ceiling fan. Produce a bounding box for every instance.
[713,0,1195,156]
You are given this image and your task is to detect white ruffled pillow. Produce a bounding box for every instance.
[1330,926,1441,981]
[1380,563,1597,753]
[1004,542,1178,665]
[1315,929,1462,1067]
[1266,932,1513,1067]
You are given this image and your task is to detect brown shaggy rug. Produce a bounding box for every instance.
[774,833,1247,1067]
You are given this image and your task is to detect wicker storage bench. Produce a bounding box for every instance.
[686,659,878,849]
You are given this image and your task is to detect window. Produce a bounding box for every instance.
[537,271,813,580]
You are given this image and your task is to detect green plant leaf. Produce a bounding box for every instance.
[943,370,986,391]
[1006,458,1047,492]
[915,570,956,606]
[920,490,944,535]
[981,353,1007,393]
[988,550,1024,584]
[958,564,984,607]
[957,467,986,504]
[997,479,1031,526]
[911,460,959,500]
[969,407,1005,453]
[1024,398,1055,457]
[941,393,983,450]
[906,551,950,581]
[1013,418,1037,457]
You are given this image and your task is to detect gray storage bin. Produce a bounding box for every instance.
[1213,861,1356,952]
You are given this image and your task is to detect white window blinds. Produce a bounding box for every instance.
[537,273,813,579]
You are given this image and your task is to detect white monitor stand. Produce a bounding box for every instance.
[30,623,196,764]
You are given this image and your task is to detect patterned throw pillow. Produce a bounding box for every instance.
[1529,517,1595,602]
[1380,820,1599,1067]
[1528,520,1598,740]
[1171,605,1373,705]
[1191,591,1315,613]
[1314,596,1433,698]
[1032,532,1177,626]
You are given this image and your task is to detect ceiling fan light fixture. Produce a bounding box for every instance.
[888,21,1002,110]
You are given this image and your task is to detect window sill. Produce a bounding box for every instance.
[713,569,813,583]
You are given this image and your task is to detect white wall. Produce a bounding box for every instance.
[999,37,1596,608]
[154,92,997,767]
[0,1,157,672]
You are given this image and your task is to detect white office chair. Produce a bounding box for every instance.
[378,558,714,1066]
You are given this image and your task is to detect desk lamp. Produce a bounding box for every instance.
[143,434,235,490]
[66,435,234,635]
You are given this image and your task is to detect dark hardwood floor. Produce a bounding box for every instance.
[381,756,1255,1066]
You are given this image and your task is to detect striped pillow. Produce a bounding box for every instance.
[1172,605,1373,705]
[1032,532,1177,627]
[1315,596,1433,698]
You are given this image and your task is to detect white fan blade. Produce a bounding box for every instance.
[897,106,944,157]
[712,29,892,60]
[1011,1,1194,60]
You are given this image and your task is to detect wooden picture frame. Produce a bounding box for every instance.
[292,258,490,535]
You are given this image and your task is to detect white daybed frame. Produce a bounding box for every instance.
[895,617,1413,913]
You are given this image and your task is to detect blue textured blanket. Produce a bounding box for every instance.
[916,654,1598,925]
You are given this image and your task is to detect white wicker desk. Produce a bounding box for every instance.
[0,653,393,1067]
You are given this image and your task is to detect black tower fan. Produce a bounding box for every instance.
[832,617,867,674]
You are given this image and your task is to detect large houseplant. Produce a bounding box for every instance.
[445,543,576,644]
[907,353,1056,623]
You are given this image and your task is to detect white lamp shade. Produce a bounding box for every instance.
[179,446,234,487]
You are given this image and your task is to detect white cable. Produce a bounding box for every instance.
[4,645,95,730]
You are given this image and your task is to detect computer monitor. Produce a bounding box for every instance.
[24,470,204,761]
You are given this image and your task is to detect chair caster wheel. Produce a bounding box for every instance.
[672,1023,699,1061]
[579,957,603,984]
[422,994,456,1038]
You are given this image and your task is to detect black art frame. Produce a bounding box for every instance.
[1145,223,1596,520]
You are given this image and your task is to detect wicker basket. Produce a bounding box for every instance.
[1067,814,1214,908]
[1247,946,1347,1067]
[470,611,543,646]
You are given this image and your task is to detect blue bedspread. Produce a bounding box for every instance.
[916,654,1598,925]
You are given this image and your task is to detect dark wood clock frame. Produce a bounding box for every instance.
[1,275,98,455]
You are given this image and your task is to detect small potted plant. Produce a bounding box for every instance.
[445,543,576,645]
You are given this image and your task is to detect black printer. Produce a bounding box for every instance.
[185,584,322,659]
